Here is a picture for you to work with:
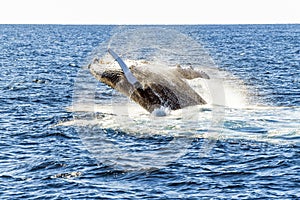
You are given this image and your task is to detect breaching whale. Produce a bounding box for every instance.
[88,49,209,113]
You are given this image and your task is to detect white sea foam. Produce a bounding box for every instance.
[63,60,300,145]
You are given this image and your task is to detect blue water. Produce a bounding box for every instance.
[0,25,299,199]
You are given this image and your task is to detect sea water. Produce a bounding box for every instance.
[0,24,299,199]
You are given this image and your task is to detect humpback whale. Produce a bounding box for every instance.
[88,49,209,113]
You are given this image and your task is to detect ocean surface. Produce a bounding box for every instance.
[0,24,299,199]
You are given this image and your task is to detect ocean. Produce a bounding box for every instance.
[0,24,299,199]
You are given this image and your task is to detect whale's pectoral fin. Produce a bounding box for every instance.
[108,48,143,89]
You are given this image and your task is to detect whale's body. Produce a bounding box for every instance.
[88,50,209,113]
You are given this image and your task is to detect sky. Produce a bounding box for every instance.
[0,0,299,24]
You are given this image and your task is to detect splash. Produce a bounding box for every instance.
[186,68,248,108]
[151,106,170,117]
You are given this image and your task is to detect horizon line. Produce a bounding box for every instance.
[1,23,299,26]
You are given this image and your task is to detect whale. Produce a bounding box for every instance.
[88,49,209,113]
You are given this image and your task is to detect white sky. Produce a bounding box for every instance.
[0,0,299,24]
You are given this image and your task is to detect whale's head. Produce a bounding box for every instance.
[88,58,207,113]
[88,60,183,112]
[88,58,123,89]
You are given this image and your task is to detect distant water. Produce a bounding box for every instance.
[0,24,299,199]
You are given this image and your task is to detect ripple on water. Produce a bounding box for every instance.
[0,24,299,199]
